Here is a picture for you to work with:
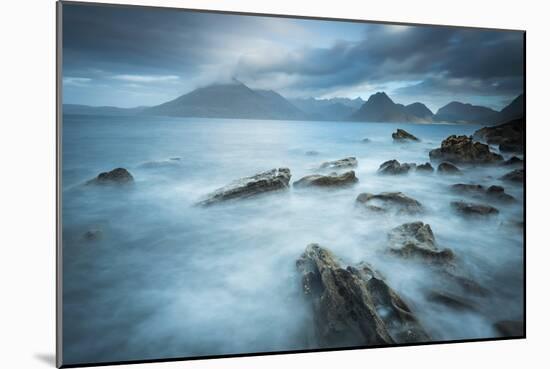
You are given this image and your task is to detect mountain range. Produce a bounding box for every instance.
[64,81,524,126]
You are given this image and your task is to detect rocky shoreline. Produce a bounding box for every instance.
[82,121,524,345]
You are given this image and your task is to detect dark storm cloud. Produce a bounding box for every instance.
[62,3,524,109]
[237,24,524,96]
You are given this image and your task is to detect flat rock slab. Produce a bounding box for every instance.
[198,168,291,206]
[356,192,423,214]
[320,157,358,170]
[294,171,358,188]
[451,201,499,217]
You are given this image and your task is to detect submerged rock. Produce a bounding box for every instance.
[378,160,415,175]
[501,156,523,166]
[139,158,181,168]
[416,162,434,173]
[87,168,134,185]
[361,138,371,143]
[451,183,485,195]
[320,157,358,170]
[83,228,102,241]
[429,135,503,165]
[486,185,515,202]
[500,169,524,183]
[426,291,478,312]
[356,192,423,214]
[437,162,462,175]
[294,171,358,188]
[392,129,419,142]
[493,320,524,337]
[451,183,514,202]
[198,168,291,206]
[305,150,319,156]
[451,201,499,217]
[296,244,429,346]
[387,222,454,264]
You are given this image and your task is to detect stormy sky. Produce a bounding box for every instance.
[62,3,524,111]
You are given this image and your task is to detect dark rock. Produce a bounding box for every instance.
[416,162,434,173]
[494,320,524,337]
[387,222,454,264]
[392,129,419,142]
[426,291,478,312]
[451,183,485,195]
[501,156,523,166]
[437,162,462,175]
[198,168,291,206]
[429,135,503,164]
[296,244,429,346]
[473,118,524,153]
[499,142,523,153]
[486,185,515,202]
[378,160,415,175]
[500,169,524,183]
[320,157,358,170]
[451,184,514,202]
[361,138,371,143]
[294,171,358,188]
[87,168,134,185]
[356,192,422,214]
[83,229,102,241]
[451,201,499,217]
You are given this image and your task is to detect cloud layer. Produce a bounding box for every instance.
[62,3,524,110]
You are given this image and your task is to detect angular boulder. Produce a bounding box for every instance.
[392,129,419,142]
[451,201,499,217]
[387,222,454,264]
[198,168,291,206]
[320,157,358,170]
[429,135,503,164]
[296,244,429,346]
[473,118,524,154]
[356,192,422,214]
[86,168,134,185]
[378,160,415,175]
[294,171,358,188]
[451,183,485,195]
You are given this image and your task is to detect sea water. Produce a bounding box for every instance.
[61,114,524,364]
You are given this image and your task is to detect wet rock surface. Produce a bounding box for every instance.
[356,192,423,214]
[429,135,503,164]
[493,320,524,337]
[296,244,430,346]
[501,156,523,166]
[294,171,358,188]
[378,160,416,175]
[392,129,419,142]
[451,184,515,202]
[437,162,462,175]
[86,168,134,185]
[320,157,358,170]
[387,222,454,264]
[416,162,434,173]
[451,201,499,217]
[473,118,524,154]
[198,168,291,206]
[500,169,524,183]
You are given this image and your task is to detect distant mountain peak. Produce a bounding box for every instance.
[351,91,433,123]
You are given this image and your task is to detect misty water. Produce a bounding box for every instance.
[62,114,524,365]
